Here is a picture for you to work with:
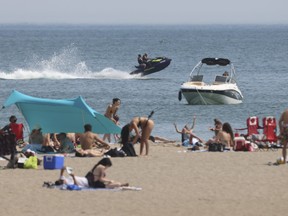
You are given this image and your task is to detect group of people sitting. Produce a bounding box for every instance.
[174,117,235,151]
[0,110,157,158]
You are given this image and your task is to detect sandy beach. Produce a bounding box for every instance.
[1,142,288,216]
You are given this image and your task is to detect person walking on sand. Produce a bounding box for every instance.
[278,109,288,164]
[125,116,154,156]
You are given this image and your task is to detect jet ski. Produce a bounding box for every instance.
[130,57,171,76]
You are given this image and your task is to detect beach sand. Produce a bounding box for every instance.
[1,143,288,216]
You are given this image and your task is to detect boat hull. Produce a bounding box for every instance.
[180,83,243,105]
[130,58,171,76]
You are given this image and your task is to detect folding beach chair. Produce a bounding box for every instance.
[262,116,277,144]
[235,116,262,139]
[246,116,262,136]
[0,129,17,168]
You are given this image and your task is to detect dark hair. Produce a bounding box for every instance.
[9,115,17,123]
[214,118,222,125]
[121,123,130,145]
[84,124,92,132]
[95,158,112,168]
[112,98,120,104]
[222,122,234,141]
[54,179,64,186]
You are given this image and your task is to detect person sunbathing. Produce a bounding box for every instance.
[88,158,129,189]
[54,166,89,188]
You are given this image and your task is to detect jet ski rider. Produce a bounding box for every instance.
[137,54,146,69]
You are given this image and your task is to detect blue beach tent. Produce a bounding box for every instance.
[2,90,121,134]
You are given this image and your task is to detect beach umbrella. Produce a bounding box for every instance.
[1,90,121,134]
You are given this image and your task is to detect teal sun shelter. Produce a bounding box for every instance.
[2,90,121,134]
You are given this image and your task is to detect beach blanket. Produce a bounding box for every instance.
[42,182,142,191]
[21,144,75,155]
[22,144,54,154]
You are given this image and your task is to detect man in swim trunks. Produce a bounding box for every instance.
[278,109,288,164]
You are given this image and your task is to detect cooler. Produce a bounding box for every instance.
[43,155,64,169]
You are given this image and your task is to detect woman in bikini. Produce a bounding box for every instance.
[215,122,234,149]
[128,116,154,156]
[103,98,121,143]
[91,158,128,189]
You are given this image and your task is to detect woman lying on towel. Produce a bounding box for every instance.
[54,166,89,188]
[54,158,128,189]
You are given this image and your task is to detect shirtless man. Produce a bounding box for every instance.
[79,124,110,150]
[278,109,288,163]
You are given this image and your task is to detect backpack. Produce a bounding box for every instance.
[104,148,126,157]
[121,142,137,157]
[208,143,225,152]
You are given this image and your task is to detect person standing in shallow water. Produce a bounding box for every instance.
[103,98,121,143]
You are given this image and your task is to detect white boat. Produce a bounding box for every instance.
[179,58,243,105]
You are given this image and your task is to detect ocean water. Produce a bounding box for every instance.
[0,24,287,141]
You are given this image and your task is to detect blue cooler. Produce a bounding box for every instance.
[43,155,64,169]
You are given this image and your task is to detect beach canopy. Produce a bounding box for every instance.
[2,90,121,134]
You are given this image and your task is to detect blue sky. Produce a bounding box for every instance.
[0,0,287,25]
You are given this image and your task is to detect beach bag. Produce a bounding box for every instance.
[24,155,38,169]
[208,143,224,152]
[245,143,254,152]
[121,142,137,156]
[235,143,244,151]
[104,148,126,157]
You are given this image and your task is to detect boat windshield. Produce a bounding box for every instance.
[191,75,203,82]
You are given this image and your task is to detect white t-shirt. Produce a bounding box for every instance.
[63,176,89,188]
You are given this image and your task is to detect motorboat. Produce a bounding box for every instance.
[179,58,243,105]
[130,56,171,76]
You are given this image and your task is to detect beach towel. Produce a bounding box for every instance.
[22,144,55,154]
[42,182,142,191]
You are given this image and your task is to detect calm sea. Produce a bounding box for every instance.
[0,24,287,141]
